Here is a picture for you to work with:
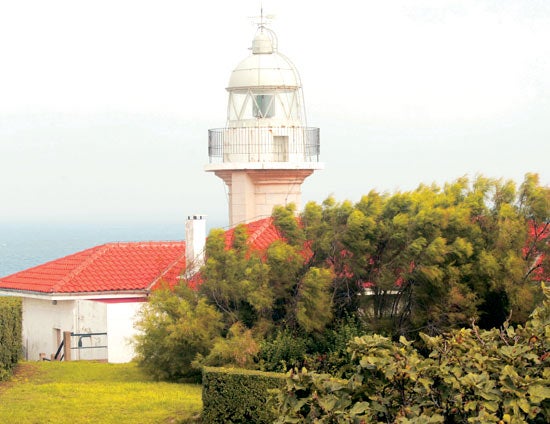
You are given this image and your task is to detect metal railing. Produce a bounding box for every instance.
[53,339,65,361]
[208,126,320,163]
[49,331,108,361]
[71,332,108,351]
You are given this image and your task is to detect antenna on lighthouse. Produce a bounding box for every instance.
[249,3,275,29]
[248,4,278,51]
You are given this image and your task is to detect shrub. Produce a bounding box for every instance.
[194,322,259,369]
[0,297,22,381]
[258,317,366,378]
[274,283,550,423]
[304,315,366,378]
[202,366,286,423]
[259,329,309,372]
[133,287,223,382]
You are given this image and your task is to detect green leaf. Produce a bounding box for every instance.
[317,394,338,412]
[348,401,370,416]
[464,400,478,411]
[528,384,550,403]
[481,400,499,413]
[517,397,531,414]
[418,377,433,391]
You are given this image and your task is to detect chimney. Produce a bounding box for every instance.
[185,214,207,277]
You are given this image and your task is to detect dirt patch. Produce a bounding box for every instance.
[0,362,41,393]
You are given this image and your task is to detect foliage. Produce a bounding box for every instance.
[259,316,366,378]
[259,328,310,372]
[274,283,550,423]
[0,297,22,381]
[294,174,550,336]
[199,217,335,339]
[199,226,271,328]
[0,361,202,423]
[135,218,338,379]
[202,366,286,424]
[296,267,334,332]
[135,173,549,380]
[194,322,259,369]
[133,285,223,382]
[303,315,367,378]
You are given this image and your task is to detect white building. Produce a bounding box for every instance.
[0,216,284,362]
[0,240,187,362]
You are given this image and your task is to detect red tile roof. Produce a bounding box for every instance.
[224,217,283,251]
[0,242,186,295]
[0,218,284,296]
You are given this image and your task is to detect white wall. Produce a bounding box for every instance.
[75,300,108,361]
[22,298,108,361]
[22,297,144,363]
[22,298,76,361]
[106,301,144,363]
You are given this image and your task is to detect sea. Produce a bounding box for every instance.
[0,221,223,278]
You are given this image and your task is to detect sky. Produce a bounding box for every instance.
[1,0,549,228]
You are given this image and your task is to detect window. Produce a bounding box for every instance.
[253,94,275,118]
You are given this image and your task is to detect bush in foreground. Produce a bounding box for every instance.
[0,297,22,381]
[274,284,550,423]
[202,366,285,423]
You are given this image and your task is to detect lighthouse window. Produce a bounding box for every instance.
[253,94,275,118]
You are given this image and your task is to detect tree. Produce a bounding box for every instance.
[133,284,222,381]
[290,174,550,336]
[199,226,272,328]
[200,216,335,336]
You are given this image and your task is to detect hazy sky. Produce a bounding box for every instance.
[1,0,549,228]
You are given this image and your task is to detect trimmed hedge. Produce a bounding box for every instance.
[0,297,22,381]
[202,366,286,423]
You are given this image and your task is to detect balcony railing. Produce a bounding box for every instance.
[208,126,320,164]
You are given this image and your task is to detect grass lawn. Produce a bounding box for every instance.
[0,361,202,423]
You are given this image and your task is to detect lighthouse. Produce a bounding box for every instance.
[205,22,323,227]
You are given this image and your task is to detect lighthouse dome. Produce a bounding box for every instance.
[227,30,301,90]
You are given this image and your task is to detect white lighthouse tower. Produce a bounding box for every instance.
[205,22,323,227]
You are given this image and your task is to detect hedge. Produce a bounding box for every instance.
[0,297,22,381]
[202,366,286,423]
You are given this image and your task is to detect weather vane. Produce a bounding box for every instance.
[249,2,275,29]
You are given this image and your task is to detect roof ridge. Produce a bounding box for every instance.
[147,245,187,291]
[51,243,113,292]
[111,240,184,245]
[247,217,275,246]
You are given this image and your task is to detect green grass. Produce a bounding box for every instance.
[0,361,202,423]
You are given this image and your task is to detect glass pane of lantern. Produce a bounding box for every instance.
[253,94,275,118]
[228,93,249,121]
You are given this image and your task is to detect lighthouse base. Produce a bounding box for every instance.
[208,167,318,227]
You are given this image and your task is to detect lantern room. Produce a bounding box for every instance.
[226,27,303,127]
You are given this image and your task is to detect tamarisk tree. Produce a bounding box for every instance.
[282,174,550,336]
